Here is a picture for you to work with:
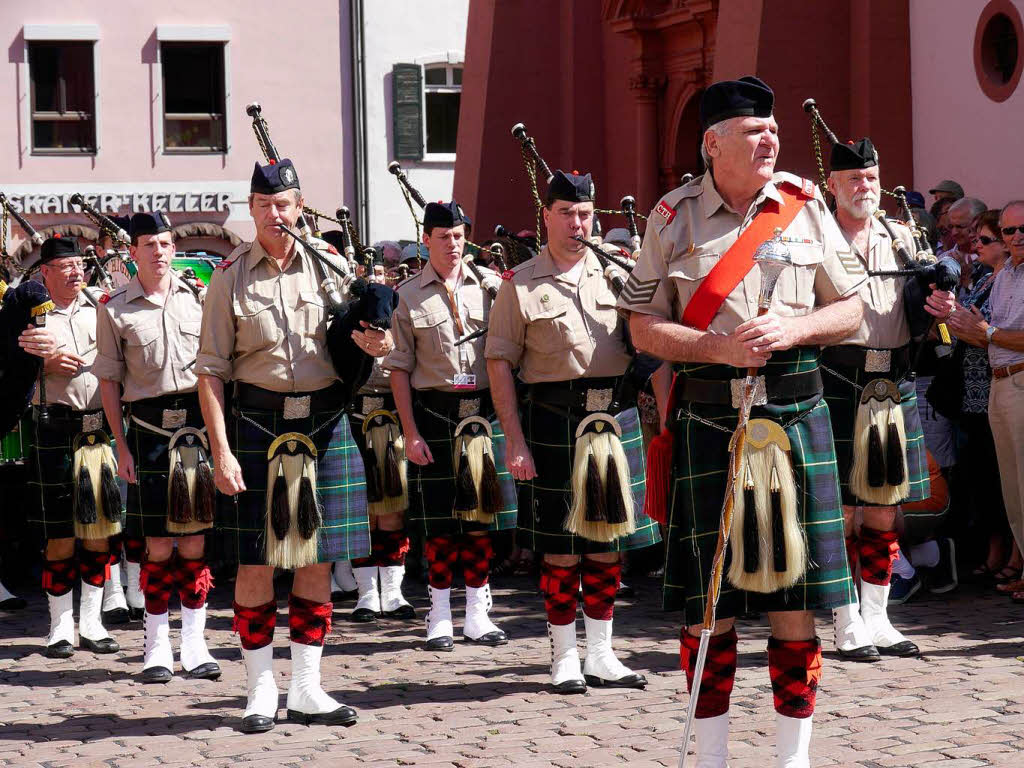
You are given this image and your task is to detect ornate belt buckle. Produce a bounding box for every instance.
[585,388,613,413]
[161,408,187,430]
[730,375,767,410]
[361,396,384,415]
[81,412,103,433]
[283,395,312,420]
[864,349,891,373]
[458,397,481,419]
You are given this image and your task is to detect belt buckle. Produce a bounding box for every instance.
[161,408,187,429]
[81,412,103,433]
[458,398,481,418]
[283,395,311,420]
[585,388,613,413]
[864,349,891,373]
[361,396,384,415]
[730,376,767,409]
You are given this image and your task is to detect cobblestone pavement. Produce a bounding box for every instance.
[2,572,1024,767]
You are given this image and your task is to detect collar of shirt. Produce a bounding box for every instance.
[246,237,302,274]
[49,291,89,316]
[124,273,193,305]
[530,246,602,285]
[418,259,477,290]
[700,170,784,219]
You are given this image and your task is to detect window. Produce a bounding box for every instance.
[974,0,1024,102]
[28,42,96,153]
[423,64,462,156]
[161,42,226,152]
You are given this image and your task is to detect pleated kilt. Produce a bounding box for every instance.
[124,392,208,538]
[517,378,661,555]
[404,389,517,538]
[664,350,854,625]
[221,404,370,566]
[821,355,929,508]
[26,406,124,540]
[347,390,397,467]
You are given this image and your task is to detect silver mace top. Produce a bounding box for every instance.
[753,227,793,312]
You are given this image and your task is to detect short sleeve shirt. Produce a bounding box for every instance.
[36,291,101,411]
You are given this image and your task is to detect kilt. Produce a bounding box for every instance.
[124,393,208,539]
[664,349,853,624]
[220,405,370,566]
[822,362,929,508]
[517,380,660,555]
[26,407,124,540]
[405,390,517,538]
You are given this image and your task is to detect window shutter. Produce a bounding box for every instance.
[392,63,423,161]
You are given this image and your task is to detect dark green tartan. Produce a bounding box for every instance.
[518,395,660,555]
[221,406,370,566]
[124,398,209,538]
[665,348,854,624]
[822,363,929,508]
[26,409,125,540]
[404,391,517,538]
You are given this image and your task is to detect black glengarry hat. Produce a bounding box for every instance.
[250,158,300,194]
[423,201,467,231]
[38,235,81,265]
[129,211,172,240]
[546,170,595,205]
[829,138,879,172]
[700,76,774,130]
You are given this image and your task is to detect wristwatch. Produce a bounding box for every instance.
[986,325,998,343]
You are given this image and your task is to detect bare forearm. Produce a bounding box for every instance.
[791,295,863,347]
[388,370,419,437]
[198,375,230,458]
[99,380,126,443]
[650,362,672,425]
[486,360,525,444]
[992,328,1024,353]
[629,313,730,364]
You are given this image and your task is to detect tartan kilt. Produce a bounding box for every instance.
[822,364,929,509]
[517,396,660,555]
[124,396,210,539]
[26,408,125,540]
[664,350,853,624]
[220,405,370,566]
[404,391,517,538]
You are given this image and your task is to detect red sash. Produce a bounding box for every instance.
[680,183,811,331]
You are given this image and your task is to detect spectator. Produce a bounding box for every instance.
[933,198,956,255]
[928,179,965,205]
[947,198,988,291]
[374,240,403,268]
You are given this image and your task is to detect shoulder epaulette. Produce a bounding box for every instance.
[98,292,111,304]
[776,172,818,200]
[218,242,252,269]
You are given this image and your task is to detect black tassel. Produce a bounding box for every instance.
[100,461,122,522]
[363,443,383,503]
[193,459,216,523]
[584,453,607,522]
[383,440,403,498]
[454,443,479,512]
[886,420,905,486]
[867,423,885,488]
[604,453,628,525]
[296,475,321,539]
[270,471,290,540]
[479,451,503,519]
[168,460,193,523]
[742,486,759,574]
[75,464,97,524]
[771,487,787,573]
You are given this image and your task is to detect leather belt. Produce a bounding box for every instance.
[36,405,105,432]
[679,369,823,407]
[414,388,492,419]
[992,361,1024,380]
[525,376,624,413]
[127,392,201,425]
[235,381,346,413]
[822,345,910,375]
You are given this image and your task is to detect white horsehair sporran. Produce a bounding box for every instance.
[452,415,502,524]
[72,429,123,540]
[564,412,636,542]
[360,409,408,517]
[265,432,322,569]
[849,377,908,505]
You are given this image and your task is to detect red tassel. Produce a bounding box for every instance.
[642,429,674,525]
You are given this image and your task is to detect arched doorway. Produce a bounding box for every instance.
[664,87,704,190]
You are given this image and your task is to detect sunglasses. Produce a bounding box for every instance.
[976,235,998,246]
[1001,225,1024,236]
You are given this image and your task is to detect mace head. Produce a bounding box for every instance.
[753,227,792,310]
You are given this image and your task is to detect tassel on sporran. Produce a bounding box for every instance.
[849,379,909,505]
[165,428,216,535]
[264,433,321,570]
[362,410,408,517]
[72,431,123,539]
[452,416,502,524]
[565,414,636,543]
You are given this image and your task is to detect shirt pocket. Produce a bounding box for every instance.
[297,290,327,345]
[233,296,280,352]
[125,322,163,368]
[774,243,823,312]
[592,289,621,336]
[524,299,575,350]
[410,308,448,356]
[667,251,718,311]
[179,319,201,359]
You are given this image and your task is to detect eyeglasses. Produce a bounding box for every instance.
[1001,225,1024,236]
[976,235,997,246]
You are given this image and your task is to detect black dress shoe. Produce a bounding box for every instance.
[0,597,27,611]
[383,604,416,620]
[185,661,222,680]
[103,607,130,625]
[552,679,587,695]
[877,640,920,657]
[349,607,378,623]
[464,630,508,646]
[128,606,145,622]
[837,644,882,662]
[584,672,648,689]
[286,705,357,726]
[81,636,120,654]
[142,665,173,684]
[44,640,74,659]
[425,635,454,652]
[240,714,275,734]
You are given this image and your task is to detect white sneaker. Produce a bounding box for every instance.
[548,621,585,694]
[241,644,279,733]
[581,615,646,688]
[285,642,357,726]
[180,604,221,679]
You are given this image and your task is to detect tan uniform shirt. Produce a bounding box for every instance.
[485,247,631,383]
[838,215,913,348]
[93,275,203,401]
[385,261,493,391]
[617,171,865,330]
[34,290,101,411]
[196,238,345,393]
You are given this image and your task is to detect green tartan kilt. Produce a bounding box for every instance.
[404,390,517,538]
[220,406,370,566]
[822,365,930,509]
[26,408,125,540]
[517,398,661,555]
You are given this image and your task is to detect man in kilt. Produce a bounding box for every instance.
[95,211,220,684]
[821,139,955,663]
[487,172,660,694]
[387,201,516,650]
[619,77,866,767]
[16,236,121,657]
[197,160,390,732]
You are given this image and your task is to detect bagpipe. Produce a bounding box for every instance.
[0,193,43,298]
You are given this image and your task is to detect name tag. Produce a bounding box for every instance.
[453,373,477,390]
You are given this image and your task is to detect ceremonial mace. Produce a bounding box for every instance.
[678,229,792,768]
